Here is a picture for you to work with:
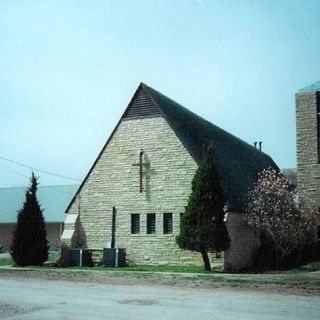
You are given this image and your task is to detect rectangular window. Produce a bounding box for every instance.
[163,213,173,234]
[131,214,140,234]
[147,213,156,234]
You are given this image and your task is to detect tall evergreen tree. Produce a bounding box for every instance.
[176,144,230,271]
[11,173,48,266]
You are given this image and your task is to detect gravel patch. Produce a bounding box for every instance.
[0,301,28,317]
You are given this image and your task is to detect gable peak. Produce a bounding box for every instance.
[122,84,162,120]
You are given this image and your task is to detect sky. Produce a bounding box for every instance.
[1,0,320,188]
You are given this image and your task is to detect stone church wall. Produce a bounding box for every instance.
[224,212,260,272]
[296,92,320,208]
[67,116,212,265]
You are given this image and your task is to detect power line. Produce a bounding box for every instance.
[43,185,77,197]
[0,162,30,180]
[0,162,77,196]
[0,163,74,196]
[0,156,81,182]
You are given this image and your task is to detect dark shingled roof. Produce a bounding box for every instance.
[66,83,278,212]
[299,80,320,93]
[141,83,279,211]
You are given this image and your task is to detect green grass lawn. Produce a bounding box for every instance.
[62,256,224,274]
[0,251,59,267]
[1,250,319,276]
[35,261,319,290]
[1,251,319,290]
[197,271,317,286]
[296,260,320,272]
[94,265,211,273]
[0,258,13,266]
[102,258,224,273]
[1,258,319,292]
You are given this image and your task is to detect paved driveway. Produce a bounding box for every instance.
[0,277,319,320]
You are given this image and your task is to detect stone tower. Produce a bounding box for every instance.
[296,81,320,208]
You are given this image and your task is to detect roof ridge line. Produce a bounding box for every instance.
[141,83,270,159]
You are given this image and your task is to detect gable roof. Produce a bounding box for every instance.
[67,83,278,212]
[0,185,78,223]
[299,80,320,93]
[141,83,278,210]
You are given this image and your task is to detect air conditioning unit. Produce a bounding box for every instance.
[103,248,126,267]
[69,249,93,267]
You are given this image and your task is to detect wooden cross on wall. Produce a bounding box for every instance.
[132,149,149,193]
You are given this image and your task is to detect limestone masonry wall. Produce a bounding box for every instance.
[67,116,214,265]
[296,92,320,208]
[224,212,260,272]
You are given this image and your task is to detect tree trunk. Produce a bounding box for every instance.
[201,250,211,271]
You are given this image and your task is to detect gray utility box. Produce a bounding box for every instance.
[103,248,126,267]
[69,249,93,267]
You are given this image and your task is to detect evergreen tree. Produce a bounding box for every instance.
[11,173,48,266]
[176,144,230,271]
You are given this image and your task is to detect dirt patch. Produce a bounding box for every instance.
[118,299,156,305]
[0,302,23,317]
[0,268,319,297]
[0,301,33,317]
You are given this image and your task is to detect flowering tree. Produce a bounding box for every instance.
[243,168,318,262]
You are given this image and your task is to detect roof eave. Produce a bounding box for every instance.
[65,83,145,212]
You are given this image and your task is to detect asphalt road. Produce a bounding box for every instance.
[0,277,319,320]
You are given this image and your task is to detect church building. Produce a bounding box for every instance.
[62,83,278,270]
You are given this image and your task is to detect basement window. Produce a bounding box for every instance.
[147,213,156,234]
[163,213,173,234]
[131,214,140,234]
